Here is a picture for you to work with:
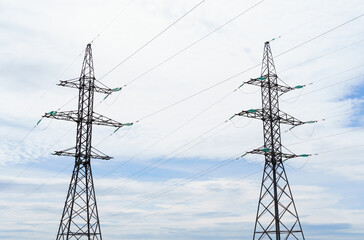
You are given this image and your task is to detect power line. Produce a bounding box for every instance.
[283,74,364,101]
[280,62,364,104]
[107,168,263,226]
[286,127,364,146]
[89,0,134,44]
[0,162,73,214]
[99,127,261,217]
[28,121,253,230]
[133,13,364,122]
[312,64,364,84]
[99,119,232,194]
[316,144,364,155]
[98,104,249,190]
[5,61,361,209]
[1,0,261,198]
[275,13,364,58]
[285,143,364,170]
[24,118,364,230]
[98,101,361,205]
[96,84,242,149]
[278,1,352,38]
[104,156,241,220]
[4,7,364,234]
[280,37,364,73]
[100,140,262,220]
[96,68,364,197]
[30,158,260,231]
[9,109,362,228]
[12,7,363,164]
[5,0,202,160]
[136,65,260,122]
[23,56,360,207]
[115,136,363,228]
[121,0,266,88]
[99,0,208,81]
[0,95,79,186]
[4,117,246,217]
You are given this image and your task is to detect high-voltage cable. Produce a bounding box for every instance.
[99,0,208,81]
[132,13,364,123]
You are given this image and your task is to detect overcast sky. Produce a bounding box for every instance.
[1,0,364,239]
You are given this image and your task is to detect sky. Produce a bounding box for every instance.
[0,0,364,239]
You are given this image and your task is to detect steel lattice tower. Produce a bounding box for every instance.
[44,44,131,240]
[233,42,307,239]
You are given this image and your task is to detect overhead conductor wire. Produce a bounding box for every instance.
[120,0,266,88]
[0,0,209,206]
[98,0,208,81]
[92,13,364,201]
[128,13,364,123]
[8,12,364,202]
[6,6,364,228]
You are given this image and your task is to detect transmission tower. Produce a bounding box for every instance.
[233,42,309,239]
[44,44,131,240]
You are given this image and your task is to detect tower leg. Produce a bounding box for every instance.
[56,163,102,240]
[253,161,304,239]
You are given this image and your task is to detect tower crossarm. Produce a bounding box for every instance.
[58,79,119,95]
[278,111,305,126]
[53,147,112,160]
[92,112,133,128]
[233,109,305,126]
[43,111,133,128]
[246,76,294,93]
[43,110,79,122]
[247,148,311,159]
[235,109,264,120]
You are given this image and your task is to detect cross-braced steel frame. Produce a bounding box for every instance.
[234,42,306,239]
[44,44,130,240]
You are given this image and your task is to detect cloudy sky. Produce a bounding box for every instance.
[1,0,364,239]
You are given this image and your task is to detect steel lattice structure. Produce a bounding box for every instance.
[44,44,131,240]
[233,42,306,239]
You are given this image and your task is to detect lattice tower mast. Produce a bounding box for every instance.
[233,42,307,239]
[44,44,131,240]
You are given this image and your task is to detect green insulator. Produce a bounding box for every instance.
[238,83,245,88]
[248,109,257,113]
[113,127,121,133]
[104,94,111,100]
